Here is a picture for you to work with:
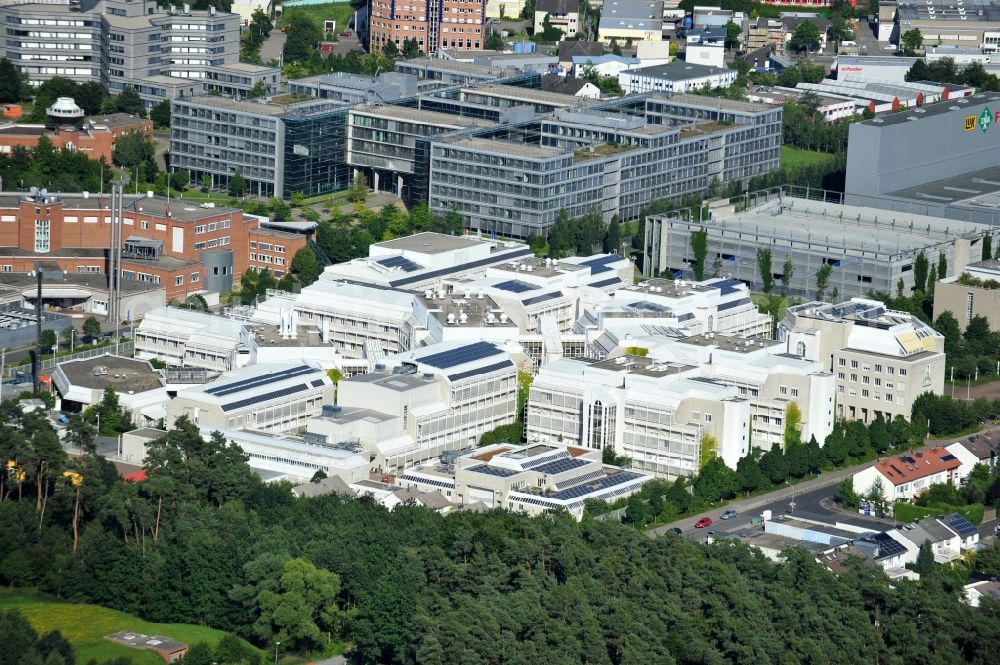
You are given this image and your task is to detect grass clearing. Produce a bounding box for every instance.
[893,501,984,525]
[0,590,259,665]
[781,146,839,171]
[278,2,354,33]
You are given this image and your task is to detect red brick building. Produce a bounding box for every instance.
[0,113,151,163]
[369,0,487,55]
[0,190,309,303]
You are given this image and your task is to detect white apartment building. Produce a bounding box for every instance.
[134,306,254,371]
[526,334,834,478]
[167,362,334,434]
[780,299,946,424]
[306,341,519,471]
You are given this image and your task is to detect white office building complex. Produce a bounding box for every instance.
[780,299,946,424]
[583,277,772,349]
[306,341,519,471]
[134,307,254,371]
[167,362,334,434]
[397,442,653,519]
[526,335,834,478]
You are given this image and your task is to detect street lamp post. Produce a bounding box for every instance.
[274,641,280,665]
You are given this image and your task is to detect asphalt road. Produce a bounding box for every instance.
[649,427,1000,540]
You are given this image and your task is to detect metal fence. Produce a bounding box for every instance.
[3,341,134,378]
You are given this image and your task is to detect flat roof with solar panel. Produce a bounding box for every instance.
[494,279,540,293]
[411,341,504,369]
[376,255,423,272]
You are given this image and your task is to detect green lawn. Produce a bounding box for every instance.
[781,146,839,171]
[278,2,354,34]
[0,590,259,665]
[894,501,985,525]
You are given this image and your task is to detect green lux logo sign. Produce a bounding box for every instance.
[964,106,999,133]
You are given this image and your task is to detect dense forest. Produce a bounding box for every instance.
[1,406,999,664]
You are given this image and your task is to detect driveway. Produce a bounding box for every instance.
[260,30,286,65]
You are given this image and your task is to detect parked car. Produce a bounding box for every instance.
[882,44,897,51]
[695,517,713,528]
[669,527,682,535]
[720,509,737,520]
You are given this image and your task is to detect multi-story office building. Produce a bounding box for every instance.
[429,95,780,238]
[369,0,488,56]
[0,189,259,302]
[0,1,102,84]
[0,0,274,104]
[289,71,423,103]
[526,339,834,478]
[306,341,518,471]
[934,260,1000,330]
[172,72,781,229]
[170,95,351,198]
[644,192,993,298]
[167,362,334,434]
[134,307,255,372]
[346,104,494,193]
[583,277,773,346]
[779,298,946,424]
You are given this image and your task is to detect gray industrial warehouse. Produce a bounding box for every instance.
[644,189,996,299]
[845,93,1000,225]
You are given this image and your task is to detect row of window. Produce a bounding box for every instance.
[837,357,908,376]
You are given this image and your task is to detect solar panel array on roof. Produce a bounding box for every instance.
[580,255,621,275]
[523,291,562,306]
[547,471,645,500]
[871,533,906,558]
[399,474,455,489]
[627,300,669,314]
[418,341,502,369]
[221,382,314,412]
[717,297,752,312]
[711,278,743,296]
[389,246,534,288]
[532,457,591,475]
[310,379,326,387]
[589,277,622,288]
[466,464,521,478]
[205,365,314,397]
[447,360,514,382]
[941,513,977,539]
[377,255,422,272]
[495,279,540,293]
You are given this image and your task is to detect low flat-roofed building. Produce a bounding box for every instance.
[320,232,534,290]
[781,298,945,424]
[167,362,334,435]
[208,427,369,485]
[397,441,651,519]
[53,355,168,428]
[645,193,992,298]
[598,0,664,44]
[619,62,738,94]
[749,86,858,121]
[135,307,254,372]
